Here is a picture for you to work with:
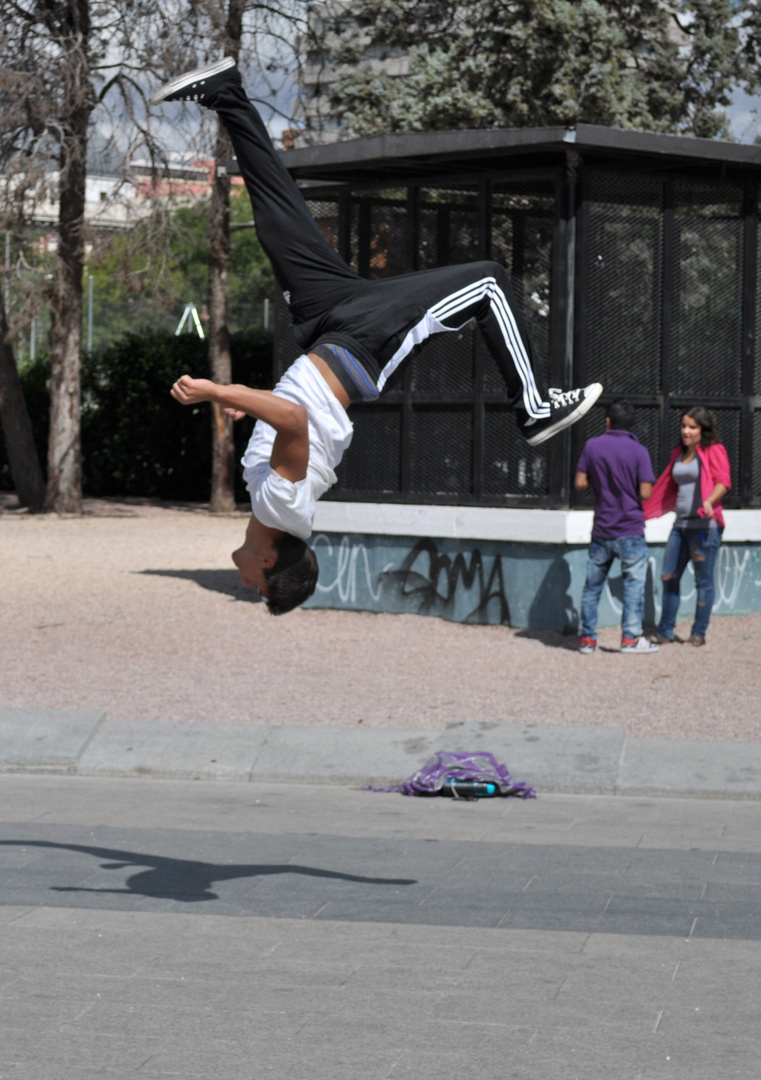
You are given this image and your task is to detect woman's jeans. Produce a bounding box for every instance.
[656,520,722,639]
[581,535,649,641]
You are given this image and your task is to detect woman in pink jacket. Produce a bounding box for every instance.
[644,407,731,647]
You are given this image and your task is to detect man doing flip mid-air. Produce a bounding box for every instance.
[150,59,602,615]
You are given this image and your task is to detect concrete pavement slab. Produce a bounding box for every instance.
[442,719,626,792]
[619,734,761,798]
[76,718,270,780]
[249,723,442,784]
[4,706,761,799]
[3,779,761,1079]
[4,813,761,938]
[0,707,104,770]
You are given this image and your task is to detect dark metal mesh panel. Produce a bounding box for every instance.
[483,406,548,496]
[670,183,743,397]
[633,405,665,475]
[752,410,761,504]
[409,406,473,495]
[418,184,479,267]
[706,407,740,504]
[330,405,402,496]
[273,289,301,380]
[410,325,475,398]
[482,352,511,399]
[272,169,759,509]
[490,177,555,379]
[756,203,761,395]
[582,173,662,393]
[350,189,409,278]
[303,197,340,252]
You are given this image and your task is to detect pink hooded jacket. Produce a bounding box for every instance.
[643,442,731,528]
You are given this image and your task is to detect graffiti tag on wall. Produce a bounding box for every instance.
[312,533,510,624]
[384,538,511,624]
[310,530,761,629]
[312,534,392,604]
[716,546,751,609]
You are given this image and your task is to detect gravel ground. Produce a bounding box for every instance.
[2,495,759,742]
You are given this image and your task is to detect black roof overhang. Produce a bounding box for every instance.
[229,123,761,185]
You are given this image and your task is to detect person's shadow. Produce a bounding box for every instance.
[137,569,263,603]
[513,555,579,648]
[0,840,416,903]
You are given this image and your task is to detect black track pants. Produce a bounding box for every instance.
[210,79,550,424]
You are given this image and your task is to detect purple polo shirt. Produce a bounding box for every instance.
[577,430,655,539]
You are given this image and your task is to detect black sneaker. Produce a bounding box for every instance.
[149,57,238,107]
[524,383,603,446]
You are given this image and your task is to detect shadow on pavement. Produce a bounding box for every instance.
[513,628,579,650]
[138,568,263,603]
[0,840,416,903]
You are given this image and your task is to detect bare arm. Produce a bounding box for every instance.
[639,481,653,500]
[171,376,309,482]
[574,471,589,491]
[702,482,728,519]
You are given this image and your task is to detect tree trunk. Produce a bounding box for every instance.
[0,292,46,510]
[208,120,236,513]
[208,0,245,514]
[45,53,89,513]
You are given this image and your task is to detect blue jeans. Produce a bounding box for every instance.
[656,520,722,640]
[581,535,649,641]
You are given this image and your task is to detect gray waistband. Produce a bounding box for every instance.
[311,343,380,403]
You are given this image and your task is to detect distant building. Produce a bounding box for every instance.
[8,154,246,247]
[290,0,408,148]
[18,173,144,235]
[127,154,242,200]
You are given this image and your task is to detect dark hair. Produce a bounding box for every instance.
[682,406,721,448]
[607,400,635,431]
[262,533,319,616]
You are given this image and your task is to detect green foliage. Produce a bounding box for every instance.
[86,190,275,352]
[0,329,273,502]
[81,329,273,501]
[323,0,748,138]
[0,352,51,492]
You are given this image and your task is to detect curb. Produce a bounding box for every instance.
[2,708,761,799]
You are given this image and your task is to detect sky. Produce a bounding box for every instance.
[728,87,761,142]
[89,72,761,178]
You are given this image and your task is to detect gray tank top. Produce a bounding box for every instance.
[673,455,701,521]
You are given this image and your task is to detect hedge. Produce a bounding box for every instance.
[0,329,274,503]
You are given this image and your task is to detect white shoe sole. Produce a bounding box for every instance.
[525,382,603,446]
[149,56,236,106]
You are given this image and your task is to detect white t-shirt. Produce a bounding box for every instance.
[241,354,354,540]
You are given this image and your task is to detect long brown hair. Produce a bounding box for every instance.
[682,406,721,448]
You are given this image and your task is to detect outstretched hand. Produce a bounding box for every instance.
[224,407,247,421]
[170,375,216,406]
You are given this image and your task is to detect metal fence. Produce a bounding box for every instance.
[274,167,761,509]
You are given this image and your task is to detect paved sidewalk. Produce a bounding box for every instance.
[3,707,761,799]
[2,775,760,1078]
[4,505,760,744]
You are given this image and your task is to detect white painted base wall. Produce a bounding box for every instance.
[313,504,761,545]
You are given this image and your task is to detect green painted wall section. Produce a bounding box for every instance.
[305,532,761,632]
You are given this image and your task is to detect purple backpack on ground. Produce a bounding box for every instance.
[370,750,536,799]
